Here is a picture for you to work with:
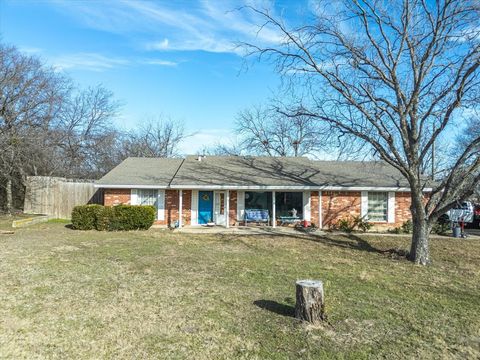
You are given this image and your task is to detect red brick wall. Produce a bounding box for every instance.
[394,192,412,226]
[163,190,179,226]
[321,191,362,228]
[320,191,414,229]
[104,189,131,206]
[229,191,238,226]
[182,190,192,226]
[105,188,416,229]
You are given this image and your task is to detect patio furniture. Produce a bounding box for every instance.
[244,209,270,226]
[279,216,301,226]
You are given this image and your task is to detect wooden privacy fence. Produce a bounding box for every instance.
[24,176,103,219]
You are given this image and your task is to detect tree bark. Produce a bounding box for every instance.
[409,189,431,265]
[5,178,13,215]
[295,280,325,323]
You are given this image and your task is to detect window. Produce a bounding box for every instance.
[275,192,303,219]
[138,189,158,206]
[367,192,388,222]
[245,192,272,212]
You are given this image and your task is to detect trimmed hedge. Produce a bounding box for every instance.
[71,204,156,231]
[71,204,103,230]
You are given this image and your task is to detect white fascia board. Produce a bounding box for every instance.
[94,184,168,189]
[170,184,432,192]
[96,183,432,192]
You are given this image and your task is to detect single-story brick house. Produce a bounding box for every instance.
[95,155,431,229]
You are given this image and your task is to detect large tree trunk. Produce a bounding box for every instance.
[409,189,431,265]
[5,178,13,215]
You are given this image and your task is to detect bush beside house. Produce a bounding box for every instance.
[72,204,155,231]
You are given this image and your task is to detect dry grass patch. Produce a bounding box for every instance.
[0,223,479,359]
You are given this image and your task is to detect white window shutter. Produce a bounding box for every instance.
[191,190,198,225]
[303,191,311,221]
[388,192,395,223]
[157,190,165,220]
[237,191,245,220]
[131,189,138,205]
[361,191,368,219]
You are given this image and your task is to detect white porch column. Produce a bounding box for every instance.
[225,190,230,228]
[303,191,311,222]
[178,190,183,228]
[272,191,276,228]
[319,190,323,229]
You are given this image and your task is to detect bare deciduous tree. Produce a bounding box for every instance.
[0,44,69,212]
[122,117,186,158]
[53,85,122,178]
[244,0,480,265]
[235,105,324,156]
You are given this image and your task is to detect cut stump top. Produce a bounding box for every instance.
[296,280,323,288]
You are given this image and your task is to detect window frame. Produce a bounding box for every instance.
[367,191,389,223]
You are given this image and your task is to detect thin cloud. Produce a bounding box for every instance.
[141,59,178,67]
[49,52,180,72]
[51,53,129,72]
[18,46,43,54]
[48,0,285,55]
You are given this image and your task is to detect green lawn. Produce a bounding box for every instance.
[0,222,479,359]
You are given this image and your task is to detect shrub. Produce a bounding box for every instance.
[336,218,356,233]
[71,204,103,230]
[431,221,450,236]
[109,205,156,231]
[71,204,156,231]
[352,216,373,232]
[333,216,372,233]
[388,226,403,234]
[401,220,413,234]
[95,206,114,231]
[389,220,413,234]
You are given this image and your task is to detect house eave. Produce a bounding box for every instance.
[168,184,432,192]
[94,184,169,189]
[95,183,432,192]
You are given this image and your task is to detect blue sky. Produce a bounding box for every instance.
[0,0,313,153]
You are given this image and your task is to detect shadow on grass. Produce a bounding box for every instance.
[253,300,295,317]
[220,229,409,260]
[315,233,409,259]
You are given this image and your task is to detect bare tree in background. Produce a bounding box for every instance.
[244,0,480,265]
[235,105,324,156]
[0,44,69,213]
[52,85,122,178]
[122,117,186,157]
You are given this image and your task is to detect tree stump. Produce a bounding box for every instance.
[295,280,325,323]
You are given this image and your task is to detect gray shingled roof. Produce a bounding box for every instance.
[170,155,409,188]
[96,157,183,187]
[97,155,411,189]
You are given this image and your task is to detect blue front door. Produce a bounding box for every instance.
[198,191,213,224]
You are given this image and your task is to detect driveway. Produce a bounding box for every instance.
[465,228,480,237]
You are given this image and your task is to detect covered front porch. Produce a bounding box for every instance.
[178,189,313,229]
